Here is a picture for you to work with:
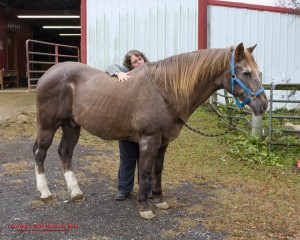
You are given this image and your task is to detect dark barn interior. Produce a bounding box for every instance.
[0,0,81,87]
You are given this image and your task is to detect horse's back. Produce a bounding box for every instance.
[37,62,102,89]
[35,62,142,136]
[36,62,106,127]
[35,62,173,141]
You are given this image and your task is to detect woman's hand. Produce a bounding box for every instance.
[117,72,130,82]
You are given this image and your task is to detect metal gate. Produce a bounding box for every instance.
[26,40,80,92]
[211,83,300,152]
[268,83,300,151]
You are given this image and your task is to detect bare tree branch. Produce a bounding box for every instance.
[274,0,300,9]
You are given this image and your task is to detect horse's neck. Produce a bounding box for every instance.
[180,68,227,122]
[148,50,229,120]
[191,77,223,113]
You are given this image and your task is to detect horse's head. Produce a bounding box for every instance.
[223,43,268,116]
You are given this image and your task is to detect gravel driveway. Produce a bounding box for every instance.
[0,137,227,240]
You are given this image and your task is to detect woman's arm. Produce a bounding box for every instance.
[106,64,130,82]
[106,64,129,75]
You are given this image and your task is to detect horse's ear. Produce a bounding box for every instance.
[235,43,244,61]
[247,44,257,54]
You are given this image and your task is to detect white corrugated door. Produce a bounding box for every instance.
[86,0,198,70]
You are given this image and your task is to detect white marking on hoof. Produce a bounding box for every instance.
[155,202,170,210]
[35,166,52,199]
[64,171,83,198]
[139,210,156,219]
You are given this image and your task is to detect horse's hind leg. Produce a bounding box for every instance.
[33,128,56,201]
[152,144,170,210]
[58,123,84,201]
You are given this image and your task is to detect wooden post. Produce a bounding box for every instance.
[252,71,263,139]
[252,115,262,138]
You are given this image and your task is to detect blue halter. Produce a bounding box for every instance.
[230,52,265,108]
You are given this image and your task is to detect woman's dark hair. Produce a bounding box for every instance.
[123,50,149,70]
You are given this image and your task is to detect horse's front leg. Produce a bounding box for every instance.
[138,134,162,219]
[152,144,170,210]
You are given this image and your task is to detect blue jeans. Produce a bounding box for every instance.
[117,140,152,196]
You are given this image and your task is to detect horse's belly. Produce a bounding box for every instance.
[72,91,136,140]
[79,115,135,140]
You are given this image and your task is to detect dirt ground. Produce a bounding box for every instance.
[0,91,36,122]
[0,91,227,240]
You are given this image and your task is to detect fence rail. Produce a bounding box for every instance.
[268,83,300,151]
[26,40,80,92]
[210,90,253,135]
[210,83,300,152]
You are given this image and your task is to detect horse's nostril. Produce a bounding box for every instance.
[261,103,268,112]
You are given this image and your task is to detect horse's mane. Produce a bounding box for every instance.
[149,47,258,104]
[149,48,230,103]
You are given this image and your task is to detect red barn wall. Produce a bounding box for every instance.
[0,6,32,79]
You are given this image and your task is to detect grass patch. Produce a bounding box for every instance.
[0,110,37,139]
[162,104,300,239]
[2,161,29,174]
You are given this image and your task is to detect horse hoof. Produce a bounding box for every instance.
[71,194,85,202]
[155,202,169,210]
[139,210,156,219]
[40,195,54,203]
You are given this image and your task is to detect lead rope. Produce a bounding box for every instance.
[184,122,235,137]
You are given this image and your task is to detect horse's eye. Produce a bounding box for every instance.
[244,71,251,77]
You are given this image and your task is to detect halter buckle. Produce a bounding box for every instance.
[231,74,236,79]
[249,92,256,100]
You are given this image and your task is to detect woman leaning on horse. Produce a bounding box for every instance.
[106,50,152,201]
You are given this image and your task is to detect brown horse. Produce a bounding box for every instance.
[33,43,267,219]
